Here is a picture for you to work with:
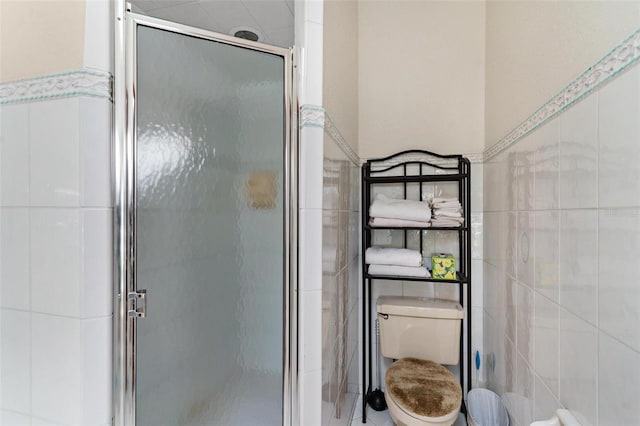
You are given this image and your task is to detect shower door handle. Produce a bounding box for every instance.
[128,290,147,318]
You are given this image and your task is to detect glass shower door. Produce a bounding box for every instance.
[132,20,289,426]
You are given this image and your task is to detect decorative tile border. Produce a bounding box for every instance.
[462,152,483,164]
[304,29,640,164]
[300,104,360,166]
[301,104,483,165]
[300,104,325,128]
[484,27,640,161]
[0,69,112,105]
[323,112,360,166]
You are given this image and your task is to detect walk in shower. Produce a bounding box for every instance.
[113,7,297,426]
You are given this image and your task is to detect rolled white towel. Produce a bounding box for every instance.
[370,217,431,228]
[368,264,430,278]
[370,194,431,222]
[365,246,423,267]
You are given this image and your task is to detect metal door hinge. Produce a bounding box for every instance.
[128,290,147,318]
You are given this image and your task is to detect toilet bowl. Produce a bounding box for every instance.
[376,296,464,426]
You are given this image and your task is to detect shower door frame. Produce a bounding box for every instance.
[113,3,299,425]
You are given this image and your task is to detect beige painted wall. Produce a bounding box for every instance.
[0,0,86,82]
[485,0,640,148]
[358,0,486,159]
[323,0,359,155]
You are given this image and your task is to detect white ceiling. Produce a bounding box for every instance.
[130,0,295,48]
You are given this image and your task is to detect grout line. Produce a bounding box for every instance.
[26,101,33,416]
[1,306,113,321]
[595,93,600,426]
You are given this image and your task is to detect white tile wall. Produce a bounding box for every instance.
[471,259,484,308]
[31,314,83,425]
[598,332,640,425]
[29,99,81,207]
[484,154,508,213]
[533,292,559,396]
[297,2,325,423]
[506,212,517,279]
[301,209,324,292]
[0,411,31,426]
[559,309,597,426]
[515,351,534,426]
[559,210,597,325]
[516,212,534,288]
[598,68,640,208]
[484,211,504,269]
[534,376,560,423]
[534,211,559,303]
[598,208,640,352]
[516,283,533,366]
[321,133,360,426]
[532,120,559,211]
[1,104,29,206]
[300,369,323,426]
[505,278,517,345]
[483,61,640,426]
[81,318,112,425]
[516,148,534,212]
[79,98,112,208]
[302,289,323,373]
[81,209,113,319]
[558,95,598,209]
[30,208,82,317]
[1,310,30,414]
[0,95,113,425]
[1,208,30,310]
[300,128,324,210]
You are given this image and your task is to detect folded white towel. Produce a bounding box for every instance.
[431,197,462,210]
[431,218,465,227]
[368,264,430,278]
[370,194,431,222]
[432,197,458,204]
[365,246,423,267]
[432,215,464,222]
[370,217,431,228]
[434,204,461,210]
[433,210,462,218]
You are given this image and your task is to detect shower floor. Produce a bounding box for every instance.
[184,369,282,426]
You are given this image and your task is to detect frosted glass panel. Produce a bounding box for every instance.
[135,25,285,426]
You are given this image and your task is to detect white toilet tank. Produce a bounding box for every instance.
[376,296,464,365]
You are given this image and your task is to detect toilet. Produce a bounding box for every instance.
[376,296,464,426]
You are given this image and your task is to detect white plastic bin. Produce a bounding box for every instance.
[467,388,509,426]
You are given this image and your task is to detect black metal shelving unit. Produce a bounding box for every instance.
[360,150,471,423]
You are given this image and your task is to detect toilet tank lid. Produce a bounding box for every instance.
[377,296,463,319]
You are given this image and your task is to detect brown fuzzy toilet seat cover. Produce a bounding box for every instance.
[386,357,462,418]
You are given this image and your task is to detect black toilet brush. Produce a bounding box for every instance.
[369,317,387,411]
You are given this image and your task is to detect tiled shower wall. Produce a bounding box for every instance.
[483,61,640,426]
[0,96,112,425]
[321,135,360,426]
